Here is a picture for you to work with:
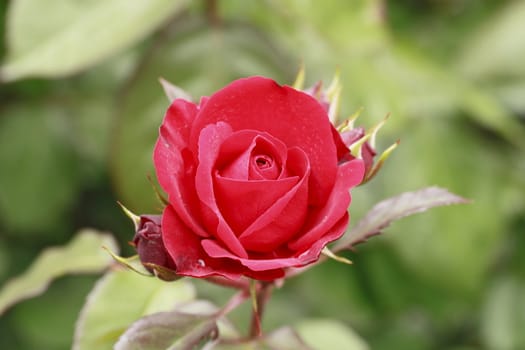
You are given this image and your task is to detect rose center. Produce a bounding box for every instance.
[255,155,272,169]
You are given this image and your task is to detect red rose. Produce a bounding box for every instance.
[154,77,364,280]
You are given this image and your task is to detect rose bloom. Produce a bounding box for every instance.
[154,77,364,280]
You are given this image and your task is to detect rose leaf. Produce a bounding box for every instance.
[114,310,218,350]
[0,0,189,81]
[295,319,369,350]
[0,229,118,316]
[73,269,196,350]
[333,186,470,251]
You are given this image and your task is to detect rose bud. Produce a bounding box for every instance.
[340,127,377,176]
[127,214,178,281]
[154,76,365,281]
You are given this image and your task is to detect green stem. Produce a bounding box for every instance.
[249,281,273,339]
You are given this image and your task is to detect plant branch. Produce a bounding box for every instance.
[249,281,273,339]
[218,289,250,317]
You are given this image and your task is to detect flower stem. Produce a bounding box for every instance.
[249,281,273,339]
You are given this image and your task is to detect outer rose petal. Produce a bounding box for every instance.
[215,176,298,235]
[162,205,243,280]
[331,124,353,162]
[201,213,349,272]
[189,76,338,206]
[288,158,365,252]
[195,122,248,258]
[154,99,209,237]
[237,147,310,252]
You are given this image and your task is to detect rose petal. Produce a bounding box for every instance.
[201,213,348,272]
[215,175,298,234]
[237,147,310,252]
[190,76,338,205]
[331,124,353,162]
[162,205,243,280]
[154,99,209,237]
[287,159,365,252]
[217,130,288,181]
[195,122,248,258]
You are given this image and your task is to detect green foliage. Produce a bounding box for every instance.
[480,276,525,350]
[73,269,195,350]
[296,319,369,350]
[333,187,469,251]
[0,230,117,315]
[0,0,188,81]
[114,306,218,350]
[1,0,524,349]
[0,103,79,233]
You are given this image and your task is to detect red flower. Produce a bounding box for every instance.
[154,77,364,280]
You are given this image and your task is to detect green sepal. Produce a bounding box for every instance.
[146,174,169,208]
[143,262,180,282]
[325,69,342,123]
[338,107,364,132]
[368,113,390,150]
[159,77,193,102]
[103,247,151,277]
[321,247,352,265]
[292,63,306,90]
[103,247,180,282]
[362,139,400,184]
[116,201,141,231]
[349,132,372,159]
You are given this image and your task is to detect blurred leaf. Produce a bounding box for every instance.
[457,0,525,80]
[481,276,525,350]
[114,310,218,350]
[10,276,97,350]
[0,104,79,233]
[211,326,313,350]
[296,319,369,350]
[333,187,469,251]
[263,326,313,350]
[383,118,516,294]
[0,0,189,81]
[460,86,525,149]
[73,269,195,350]
[0,238,6,281]
[227,1,525,146]
[0,229,118,315]
[111,17,292,212]
[492,81,525,114]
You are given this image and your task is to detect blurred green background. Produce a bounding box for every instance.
[0,0,524,349]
